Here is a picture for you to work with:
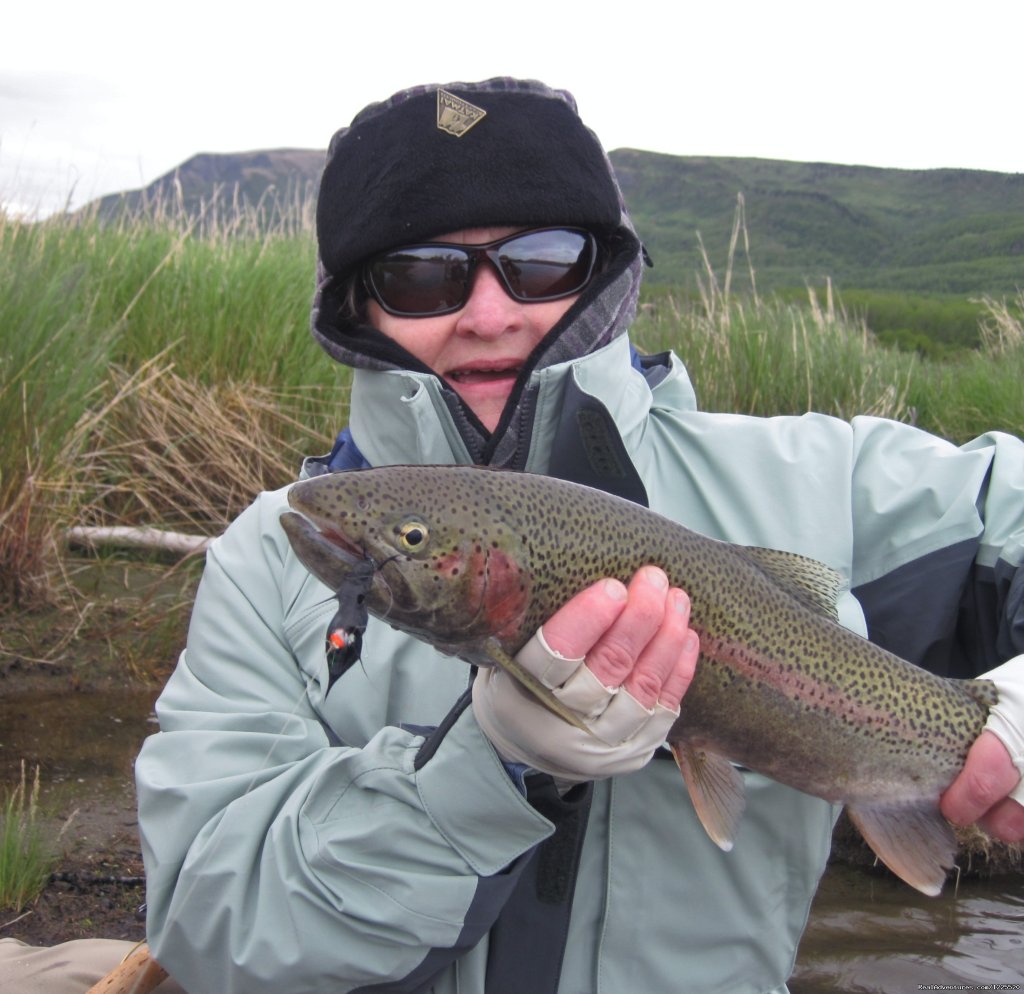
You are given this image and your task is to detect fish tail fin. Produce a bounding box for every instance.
[670,742,746,851]
[846,802,957,897]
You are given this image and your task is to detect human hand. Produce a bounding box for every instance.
[472,566,699,785]
[940,656,1024,843]
[940,731,1024,842]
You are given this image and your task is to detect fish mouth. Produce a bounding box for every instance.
[285,487,369,570]
[312,521,365,563]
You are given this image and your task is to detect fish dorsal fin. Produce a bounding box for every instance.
[846,801,957,896]
[739,546,842,622]
[669,742,746,852]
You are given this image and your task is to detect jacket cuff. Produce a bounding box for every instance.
[414,695,556,876]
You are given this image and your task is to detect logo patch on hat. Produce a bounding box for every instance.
[436,89,487,137]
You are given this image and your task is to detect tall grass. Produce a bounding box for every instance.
[2,200,1023,618]
[0,204,346,606]
[632,197,918,425]
[901,289,1024,443]
[632,287,916,425]
[0,214,121,604]
[0,763,56,911]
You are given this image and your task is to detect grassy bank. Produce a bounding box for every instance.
[0,208,344,612]
[2,208,1022,657]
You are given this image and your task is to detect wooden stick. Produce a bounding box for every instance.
[85,943,169,994]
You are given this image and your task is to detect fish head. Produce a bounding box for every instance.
[283,467,534,656]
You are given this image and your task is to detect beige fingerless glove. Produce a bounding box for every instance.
[472,628,679,785]
[982,656,1024,805]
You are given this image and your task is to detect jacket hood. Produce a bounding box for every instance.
[309,78,647,468]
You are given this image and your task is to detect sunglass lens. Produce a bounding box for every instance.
[368,248,470,315]
[497,229,594,300]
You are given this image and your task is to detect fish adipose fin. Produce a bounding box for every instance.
[739,547,842,622]
[846,802,957,897]
[670,742,746,852]
[963,678,999,709]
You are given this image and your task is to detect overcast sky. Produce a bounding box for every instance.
[3,0,1021,218]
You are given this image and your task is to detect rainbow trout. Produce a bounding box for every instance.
[280,465,999,896]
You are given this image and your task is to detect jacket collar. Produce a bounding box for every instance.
[345,336,697,473]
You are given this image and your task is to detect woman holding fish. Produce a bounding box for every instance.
[13,78,1023,994]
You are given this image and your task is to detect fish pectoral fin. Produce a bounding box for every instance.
[483,644,593,734]
[846,802,957,897]
[670,742,746,852]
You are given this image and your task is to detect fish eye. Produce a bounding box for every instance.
[398,521,429,552]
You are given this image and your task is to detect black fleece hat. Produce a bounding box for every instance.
[316,78,624,282]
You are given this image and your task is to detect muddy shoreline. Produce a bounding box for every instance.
[1,646,163,947]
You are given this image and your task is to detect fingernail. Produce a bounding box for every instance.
[645,566,669,590]
[603,578,628,601]
[672,590,691,614]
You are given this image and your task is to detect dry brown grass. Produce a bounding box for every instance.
[58,361,338,537]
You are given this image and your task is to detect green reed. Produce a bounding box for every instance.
[0,764,56,912]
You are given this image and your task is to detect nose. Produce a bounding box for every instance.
[453,261,524,339]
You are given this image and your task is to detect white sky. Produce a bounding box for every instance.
[2,0,1021,218]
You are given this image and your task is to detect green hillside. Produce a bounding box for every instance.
[90,147,1024,297]
[609,150,1024,294]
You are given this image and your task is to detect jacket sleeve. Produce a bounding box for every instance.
[849,420,1024,677]
[135,489,557,994]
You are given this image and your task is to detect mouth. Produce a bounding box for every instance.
[445,361,522,388]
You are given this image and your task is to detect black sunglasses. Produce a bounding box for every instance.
[362,227,599,318]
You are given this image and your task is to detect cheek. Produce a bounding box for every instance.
[367,301,455,367]
[530,296,579,335]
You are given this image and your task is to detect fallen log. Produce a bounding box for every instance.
[67,526,212,556]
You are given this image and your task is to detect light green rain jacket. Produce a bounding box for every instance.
[137,332,1024,994]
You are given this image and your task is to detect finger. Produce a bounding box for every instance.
[978,797,1024,843]
[623,588,699,710]
[940,731,1022,826]
[542,577,629,660]
[585,567,670,689]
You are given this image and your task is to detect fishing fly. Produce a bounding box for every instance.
[324,557,376,695]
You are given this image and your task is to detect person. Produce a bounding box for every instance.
[5,77,1021,994]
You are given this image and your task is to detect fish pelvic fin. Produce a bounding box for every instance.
[739,547,842,622]
[846,802,957,897]
[483,643,593,734]
[669,742,746,852]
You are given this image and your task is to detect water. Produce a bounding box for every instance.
[0,688,159,837]
[792,865,1024,991]
[2,690,1022,987]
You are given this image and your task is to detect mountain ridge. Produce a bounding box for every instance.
[90,147,1024,295]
